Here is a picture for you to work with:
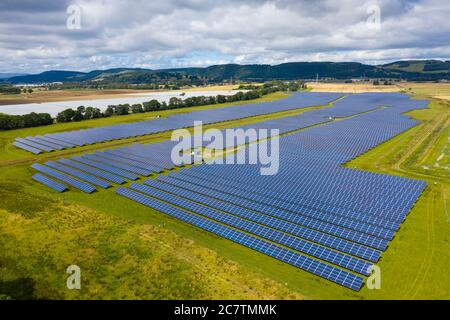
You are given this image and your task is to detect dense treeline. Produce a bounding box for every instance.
[238,80,306,92]
[0,84,21,94]
[0,112,53,130]
[1,82,304,130]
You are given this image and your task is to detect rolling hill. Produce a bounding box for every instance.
[5,60,450,84]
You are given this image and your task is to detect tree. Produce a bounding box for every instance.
[73,111,84,121]
[116,104,129,115]
[84,107,94,119]
[216,95,227,104]
[168,97,183,108]
[27,88,33,94]
[92,107,102,118]
[131,104,144,113]
[104,105,115,117]
[143,99,161,112]
[77,105,86,114]
[0,112,52,130]
[56,108,76,122]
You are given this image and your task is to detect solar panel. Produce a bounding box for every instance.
[32,173,68,192]
[71,156,138,180]
[129,182,373,275]
[142,178,381,262]
[21,137,56,152]
[15,138,51,152]
[57,158,126,184]
[92,152,161,172]
[82,154,152,176]
[45,161,111,189]
[17,92,344,154]
[115,186,364,291]
[37,135,75,148]
[13,141,43,154]
[31,163,96,193]
[29,137,65,150]
[26,92,429,291]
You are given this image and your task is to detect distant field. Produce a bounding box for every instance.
[309,81,450,101]
[0,89,448,299]
[397,82,450,100]
[0,85,239,106]
[307,82,400,93]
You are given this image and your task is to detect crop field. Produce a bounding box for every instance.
[0,85,239,106]
[0,88,448,300]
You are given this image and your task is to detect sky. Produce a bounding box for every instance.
[0,0,449,73]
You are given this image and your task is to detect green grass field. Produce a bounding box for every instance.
[0,91,448,300]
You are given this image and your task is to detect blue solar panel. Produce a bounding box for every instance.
[45,161,111,189]
[31,163,96,193]
[57,158,126,184]
[16,92,343,153]
[129,181,373,275]
[142,178,381,262]
[22,137,57,152]
[161,174,390,250]
[37,135,75,148]
[82,154,152,176]
[13,141,43,154]
[71,156,138,180]
[15,138,50,152]
[27,92,429,291]
[115,186,364,291]
[29,137,65,150]
[92,152,162,172]
[32,173,68,192]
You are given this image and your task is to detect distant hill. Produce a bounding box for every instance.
[6,60,450,84]
[0,73,28,79]
[382,60,450,73]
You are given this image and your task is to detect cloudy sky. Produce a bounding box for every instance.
[0,0,449,73]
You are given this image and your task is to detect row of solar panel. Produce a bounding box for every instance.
[115,186,364,291]
[29,92,428,291]
[141,178,381,262]
[15,92,344,153]
[30,139,188,192]
[107,95,427,290]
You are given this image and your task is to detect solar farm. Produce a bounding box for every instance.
[1,90,449,299]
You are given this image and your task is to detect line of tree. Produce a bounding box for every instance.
[0,112,53,130]
[238,80,307,92]
[0,84,22,94]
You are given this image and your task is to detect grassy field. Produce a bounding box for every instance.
[0,89,448,300]
[307,82,400,93]
[309,81,450,101]
[397,82,450,101]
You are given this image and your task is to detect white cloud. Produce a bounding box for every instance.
[0,0,449,73]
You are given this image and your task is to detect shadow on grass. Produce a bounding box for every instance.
[0,278,36,300]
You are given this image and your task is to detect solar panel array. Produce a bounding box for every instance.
[32,173,68,192]
[112,93,427,290]
[14,92,342,153]
[29,92,429,291]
